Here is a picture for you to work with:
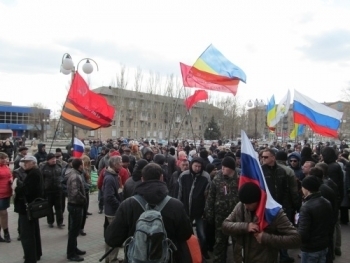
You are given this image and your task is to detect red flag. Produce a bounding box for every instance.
[184,90,208,110]
[67,72,115,126]
[180,62,239,96]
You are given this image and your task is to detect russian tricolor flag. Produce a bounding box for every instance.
[73,137,85,158]
[239,130,281,230]
[293,90,343,138]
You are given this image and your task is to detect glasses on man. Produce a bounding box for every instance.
[289,159,298,163]
[261,156,270,159]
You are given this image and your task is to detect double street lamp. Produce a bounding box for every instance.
[60,53,99,146]
[247,99,265,140]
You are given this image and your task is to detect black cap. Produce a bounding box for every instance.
[46,153,56,161]
[301,176,321,192]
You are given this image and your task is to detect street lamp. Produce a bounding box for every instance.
[247,99,265,141]
[60,53,99,148]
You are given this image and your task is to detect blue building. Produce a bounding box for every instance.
[0,104,50,140]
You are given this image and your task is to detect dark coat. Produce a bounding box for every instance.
[39,162,63,193]
[298,192,333,252]
[105,180,193,262]
[14,167,44,214]
[103,168,122,216]
[261,163,290,209]
[322,147,344,201]
[34,143,47,165]
[178,157,210,219]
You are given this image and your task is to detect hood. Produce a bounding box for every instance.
[134,180,168,205]
[142,147,154,161]
[132,159,148,181]
[288,152,301,162]
[38,143,46,153]
[300,147,313,158]
[190,157,204,175]
[153,154,165,165]
[322,146,337,164]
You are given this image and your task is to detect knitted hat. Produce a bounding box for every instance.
[206,163,216,174]
[46,153,56,161]
[221,157,236,170]
[238,182,261,204]
[301,175,321,192]
[217,151,226,159]
[275,151,288,161]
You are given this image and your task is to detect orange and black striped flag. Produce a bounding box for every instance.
[61,99,102,130]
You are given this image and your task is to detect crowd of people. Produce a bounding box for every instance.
[0,137,349,263]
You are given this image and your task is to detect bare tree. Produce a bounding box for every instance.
[134,67,143,92]
[29,103,50,141]
[116,65,128,89]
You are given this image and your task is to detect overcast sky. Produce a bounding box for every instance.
[1,0,350,114]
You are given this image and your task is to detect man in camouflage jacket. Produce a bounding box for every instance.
[205,156,240,263]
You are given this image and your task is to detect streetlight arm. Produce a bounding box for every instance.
[77,58,99,72]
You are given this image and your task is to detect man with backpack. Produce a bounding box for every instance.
[105,163,193,263]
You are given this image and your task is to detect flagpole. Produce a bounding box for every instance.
[59,54,99,156]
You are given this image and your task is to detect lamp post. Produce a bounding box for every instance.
[247,99,265,141]
[60,53,99,149]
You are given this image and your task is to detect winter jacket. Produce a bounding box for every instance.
[261,163,290,209]
[14,167,44,214]
[40,162,63,193]
[322,147,344,202]
[178,157,211,219]
[165,153,176,177]
[222,202,301,263]
[287,152,304,181]
[276,160,301,211]
[205,170,239,225]
[103,167,122,216]
[66,168,86,206]
[105,180,193,263]
[298,192,333,252]
[122,159,148,199]
[34,143,47,165]
[0,164,12,198]
[13,153,25,170]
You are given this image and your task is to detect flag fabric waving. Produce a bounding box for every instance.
[61,100,102,130]
[180,62,239,95]
[68,72,115,126]
[270,90,291,127]
[73,137,85,158]
[190,44,246,83]
[266,95,276,128]
[239,130,282,230]
[293,90,343,137]
[184,90,208,110]
[290,123,305,140]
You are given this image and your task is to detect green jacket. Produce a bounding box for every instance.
[205,170,239,225]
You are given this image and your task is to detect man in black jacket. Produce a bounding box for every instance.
[298,175,333,263]
[105,163,193,263]
[321,146,344,256]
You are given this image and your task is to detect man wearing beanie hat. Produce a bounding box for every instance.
[205,156,240,262]
[298,176,333,262]
[222,182,301,263]
[178,157,211,259]
[39,152,64,228]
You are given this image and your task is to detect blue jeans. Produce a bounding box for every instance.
[193,217,207,255]
[301,248,328,263]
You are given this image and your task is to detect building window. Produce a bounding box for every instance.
[120,131,123,136]
[153,113,156,119]
[199,125,201,130]
[195,117,198,122]
[113,120,116,126]
[153,123,157,128]
[120,121,124,127]
[89,131,95,137]
[112,130,117,137]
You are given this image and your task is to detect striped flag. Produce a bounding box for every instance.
[239,130,282,230]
